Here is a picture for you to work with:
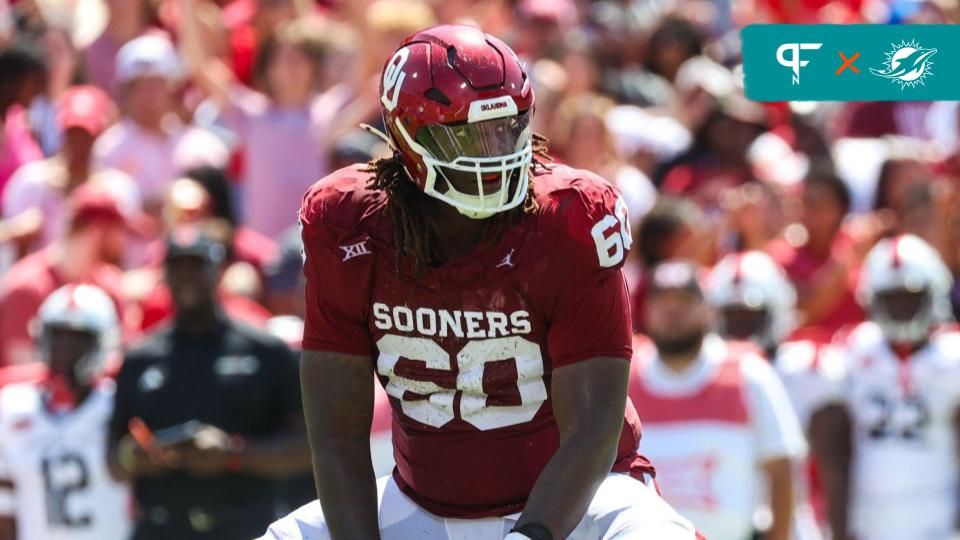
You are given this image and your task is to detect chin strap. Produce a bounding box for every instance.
[359,123,398,153]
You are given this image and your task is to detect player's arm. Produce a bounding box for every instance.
[301,349,380,539]
[762,458,794,540]
[297,179,381,537]
[0,516,13,540]
[812,403,852,540]
[178,0,236,104]
[514,354,629,539]
[0,414,16,540]
[953,406,960,533]
[512,183,636,538]
[235,419,311,477]
[0,473,14,540]
[745,356,807,540]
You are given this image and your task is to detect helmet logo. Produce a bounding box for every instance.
[382,48,411,112]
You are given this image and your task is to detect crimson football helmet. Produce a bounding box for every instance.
[377,24,535,219]
[858,234,954,344]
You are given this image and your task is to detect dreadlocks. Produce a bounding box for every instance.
[366,133,551,278]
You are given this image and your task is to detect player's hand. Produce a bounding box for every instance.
[180,424,242,477]
[118,433,182,474]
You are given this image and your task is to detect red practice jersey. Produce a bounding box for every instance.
[300,164,652,518]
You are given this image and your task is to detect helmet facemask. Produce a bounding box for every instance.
[718,304,775,350]
[871,287,934,345]
[40,324,107,388]
[397,111,533,220]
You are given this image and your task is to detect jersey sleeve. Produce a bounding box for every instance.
[299,171,377,355]
[543,170,634,367]
[742,353,809,463]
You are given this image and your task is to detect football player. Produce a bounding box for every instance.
[630,259,807,540]
[705,251,845,539]
[824,235,960,540]
[261,24,697,540]
[0,285,131,540]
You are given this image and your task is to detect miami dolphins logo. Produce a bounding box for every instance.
[870,39,937,89]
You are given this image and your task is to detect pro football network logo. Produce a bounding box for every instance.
[776,42,822,85]
[870,39,937,89]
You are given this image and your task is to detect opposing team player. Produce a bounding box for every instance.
[0,285,131,540]
[262,24,697,540]
[824,235,960,540]
[705,250,846,539]
[631,259,807,540]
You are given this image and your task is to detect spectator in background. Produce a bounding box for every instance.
[182,165,277,275]
[125,211,273,336]
[642,15,705,84]
[221,0,310,87]
[0,182,128,366]
[770,173,890,341]
[872,148,936,217]
[657,57,768,210]
[29,26,85,156]
[632,196,713,332]
[180,1,355,238]
[2,85,139,256]
[108,227,310,540]
[549,93,657,236]
[0,39,46,197]
[509,0,579,60]
[93,34,228,220]
[898,181,960,273]
[630,259,806,540]
[83,0,154,92]
[551,93,617,174]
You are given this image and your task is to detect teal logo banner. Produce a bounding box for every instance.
[742,25,957,101]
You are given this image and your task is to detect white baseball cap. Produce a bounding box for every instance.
[115,34,183,84]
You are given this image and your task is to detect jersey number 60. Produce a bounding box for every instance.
[376,334,548,431]
[591,197,632,268]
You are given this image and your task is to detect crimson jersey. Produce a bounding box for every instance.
[300,164,651,518]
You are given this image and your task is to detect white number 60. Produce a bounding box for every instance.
[591,196,632,268]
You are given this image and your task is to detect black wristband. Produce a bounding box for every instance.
[511,523,553,540]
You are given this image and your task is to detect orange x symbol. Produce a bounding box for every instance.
[837,51,860,75]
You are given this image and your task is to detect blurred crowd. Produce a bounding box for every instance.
[2,0,960,538]
[3,0,960,357]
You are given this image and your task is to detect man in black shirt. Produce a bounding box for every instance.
[107,225,311,539]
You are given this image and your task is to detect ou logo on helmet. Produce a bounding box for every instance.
[381,48,410,111]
